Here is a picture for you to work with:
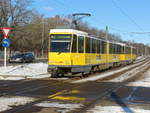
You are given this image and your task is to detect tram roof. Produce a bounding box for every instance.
[49,29,88,36]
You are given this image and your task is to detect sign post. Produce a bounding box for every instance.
[4,44,6,68]
[0,28,12,69]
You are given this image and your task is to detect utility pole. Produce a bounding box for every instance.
[105,26,109,67]
[41,18,45,58]
[105,26,109,52]
[105,26,108,41]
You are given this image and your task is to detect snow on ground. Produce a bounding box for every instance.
[134,56,146,63]
[0,63,51,80]
[88,105,150,113]
[0,56,146,81]
[136,56,144,60]
[35,101,83,113]
[0,96,35,112]
[73,61,144,83]
[108,61,150,82]
[0,76,25,80]
[127,69,150,87]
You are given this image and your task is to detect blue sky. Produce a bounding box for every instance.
[32,0,150,44]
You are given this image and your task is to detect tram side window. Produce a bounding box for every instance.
[122,46,125,54]
[95,39,97,53]
[112,44,115,54]
[129,47,131,54]
[78,36,84,53]
[95,40,98,53]
[97,40,100,53]
[101,41,105,53]
[133,48,137,54]
[99,41,102,53]
[115,44,118,54]
[92,39,96,53]
[116,45,118,54]
[86,37,90,53]
[99,40,102,53]
[125,47,128,54]
[116,45,119,54]
[118,45,121,54]
[126,47,131,54]
[72,35,77,52]
[109,43,113,54]
[117,45,121,54]
[120,46,122,54]
[111,44,114,54]
[121,46,125,54]
[125,47,127,54]
[135,49,137,54]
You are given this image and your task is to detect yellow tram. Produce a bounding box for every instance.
[47,29,137,77]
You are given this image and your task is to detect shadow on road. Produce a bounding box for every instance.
[111,92,134,113]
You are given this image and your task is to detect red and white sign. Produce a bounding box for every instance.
[1,27,12,38]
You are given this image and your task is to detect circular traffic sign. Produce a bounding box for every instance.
[2,38,11,48]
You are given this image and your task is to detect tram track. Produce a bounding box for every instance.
[96,57,149,82]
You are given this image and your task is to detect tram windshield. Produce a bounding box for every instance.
[50,34,72,52]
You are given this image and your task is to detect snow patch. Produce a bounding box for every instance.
[127,81,150,87]
[2,77,25,80]
[0,63,51,80]
[127,70,150,87]
[0,96,35,112]
[88,105,150,113]
[134,56,148,63]
[35,101,83,113]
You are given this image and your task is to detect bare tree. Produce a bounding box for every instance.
[0,0,32,52]
[0,0,32,27]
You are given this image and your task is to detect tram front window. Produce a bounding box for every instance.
[50,34,71,52]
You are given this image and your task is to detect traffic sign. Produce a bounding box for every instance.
[1,27,12,38]
[0,27,12,68]
[2,38,11,48]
